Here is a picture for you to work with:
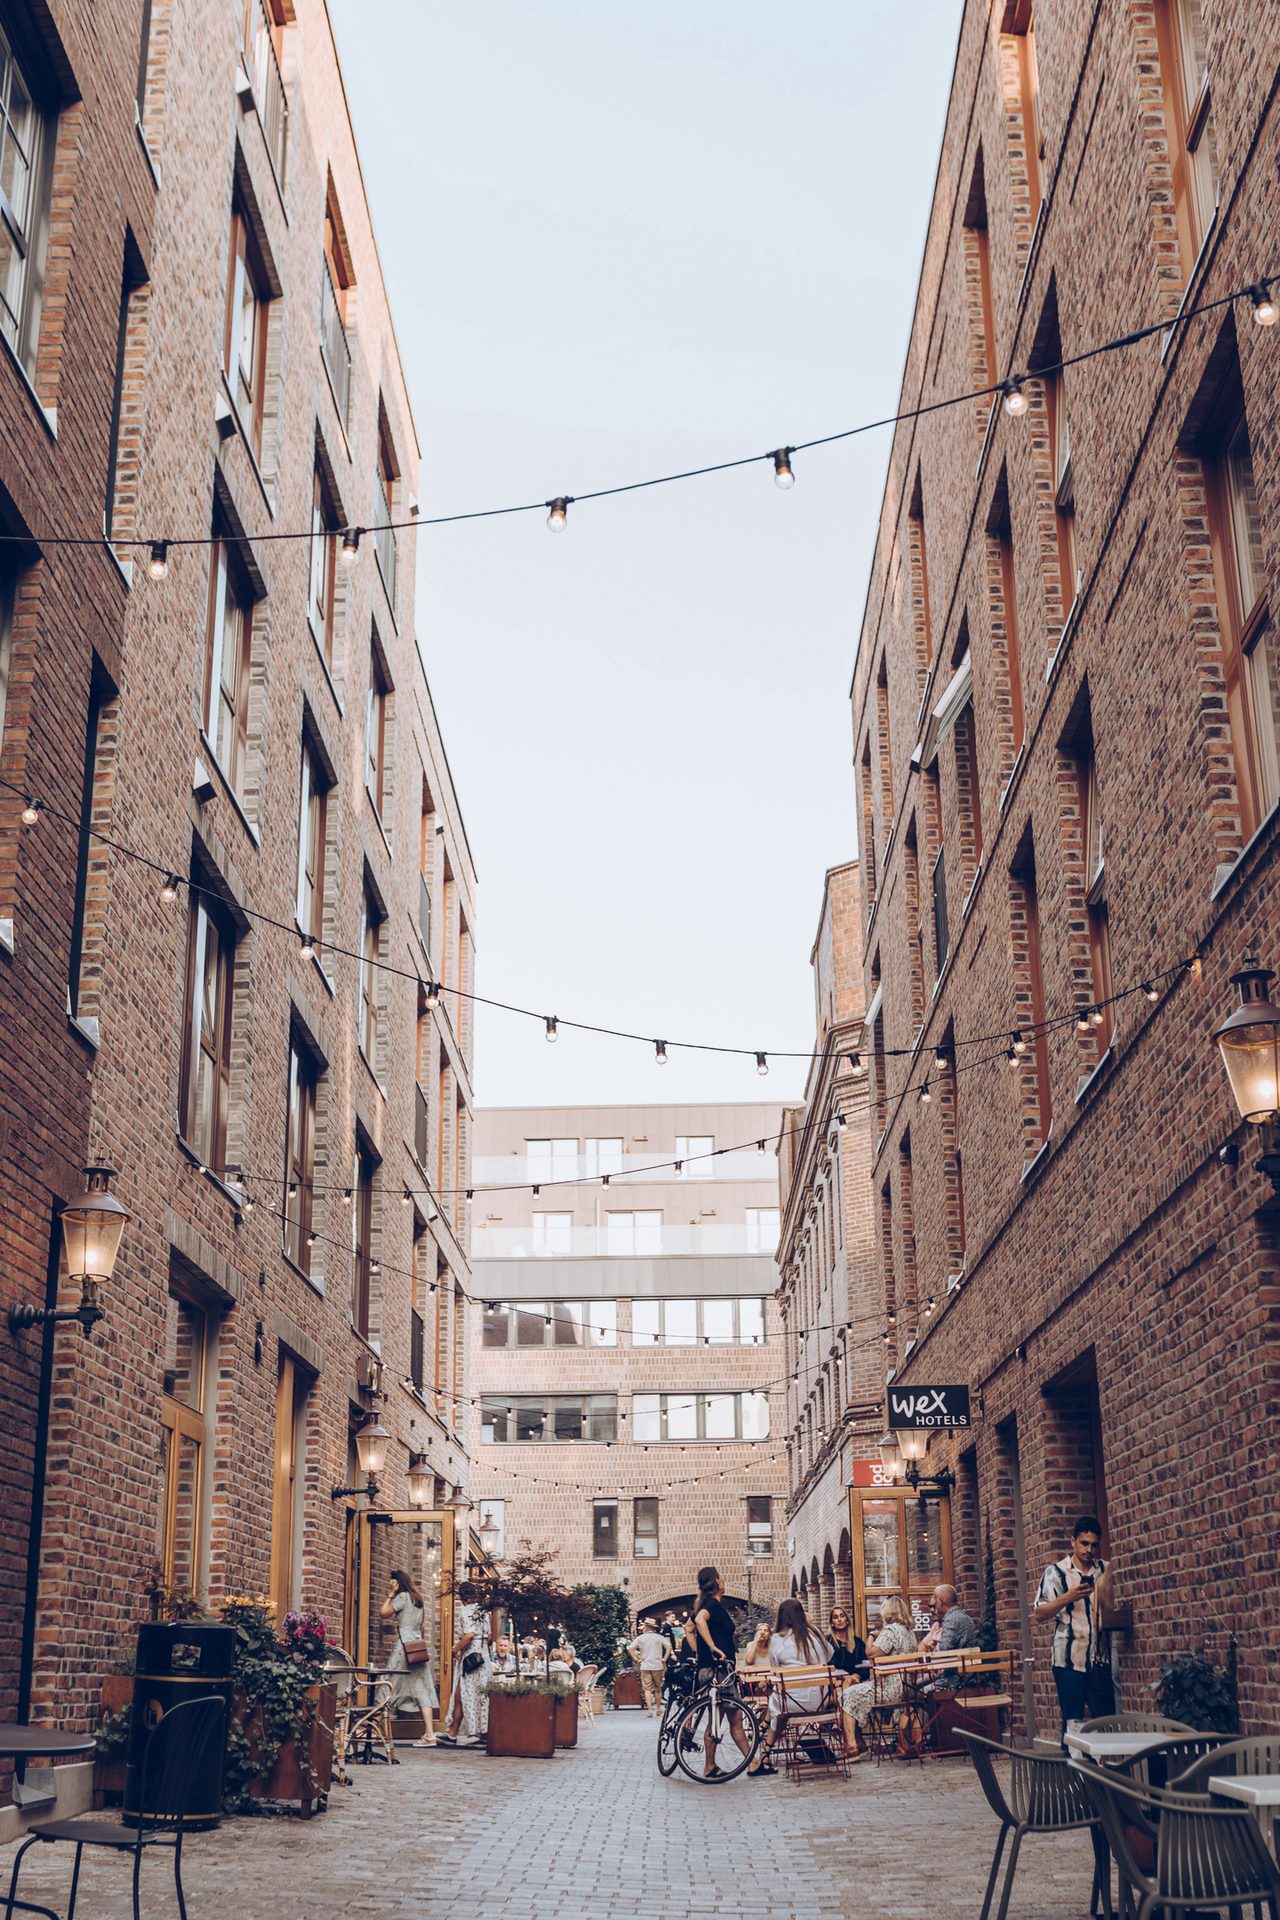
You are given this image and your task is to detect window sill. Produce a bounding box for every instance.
[1015,197,1048,310]
[176,1133,245,1210]
[67,1008,100,1051]
[1074,1046,1113,1107]
[1211,798,1280,901]
[197,732,262,844]
[998,742,1026,814]
[135,111,161,190]
[0,326,57,440]
[283,1251,325,1297]
[961,861,983,919]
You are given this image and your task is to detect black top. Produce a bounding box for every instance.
[697,1597,737,1666]
[829,1637,869,1676]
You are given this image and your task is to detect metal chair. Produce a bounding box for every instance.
[1172,1736,1280,1793]
[769,1664,852,1782]
[1114,1733,1233,1792]
[575,1665,600,1726]
[1077,1760,1280,1920]
[3,1695,227,1920]
[961,1730,1113,1920]
[1078,1713,1196,1735]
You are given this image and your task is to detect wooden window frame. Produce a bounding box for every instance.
[350,1144,374,1339]
[358,887,381,1062]
[284,1036,317,1273]
[270,1351,307,1619]
[203,536,254,796]
[1077,753,1114,1050]
[295,736,328,947]
[223,209,270,457]
[160,1292,209,1593]
[1153,0,1218,277]
[996,524,1026,752]
[365,641,388,817]
[307,467,338,664]
[1204,412,1275,842]
[179,893,234,1170]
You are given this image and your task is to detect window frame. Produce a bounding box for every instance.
[203,534,255,797]
[479,1393,618,1444]
[1204,409,1275,841]
[0,16,53,381]
[630,1390,770,1442]
[364,635,389,817]
[350,1143,375,1340]
[307,465,339,665]
[223,207,270,456]
[633,1496,659,1559]
[358,885,382,1063]
[592,1499,618,1559]
[178,890,235,1170]
[159,1289,210,1593]
[295,734,328,949]
[283,1035,318,1273]
[1154,0,1218,276]
[674,1134,714,1178]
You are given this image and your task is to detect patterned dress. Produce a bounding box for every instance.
[840,1620,918,1729]
[387,1593,439,1726]
[446,1601,490,1737]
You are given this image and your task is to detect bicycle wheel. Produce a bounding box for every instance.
[674,1687,759,1783]
[656,1701,681,1776]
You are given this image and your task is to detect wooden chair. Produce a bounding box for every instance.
[575,1665,599,1726]
[916,1649,1015,1756]
[765,1664,852,1781]
[866,1656,929,1765]
[324,1653,396,1779]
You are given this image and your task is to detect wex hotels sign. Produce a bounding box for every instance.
[885,1385,971,1431]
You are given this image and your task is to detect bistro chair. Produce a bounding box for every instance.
[960,1730,1113,1920]
[323,1651,395,1779]
[1077,1761,1280,1920]
[3,1695,227,1920]
[575,1665,600,1726]
[866,1657,928,1766]
[1114,1733,1233,1793]
[1172,1736,1280,1793]
[768,1664,852,1782]
[1078,1713,1196,1736]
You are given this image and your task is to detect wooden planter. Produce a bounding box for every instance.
[612,1668,644,1710]
[242,1683,336,1817]
[93,1675,135,1808]
[552,1687,578,1748]
[485,1690,556,1758]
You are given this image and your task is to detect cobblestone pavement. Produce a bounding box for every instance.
[0,1712,1105,1920]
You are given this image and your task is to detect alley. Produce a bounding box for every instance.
[0,1713,1102,1920]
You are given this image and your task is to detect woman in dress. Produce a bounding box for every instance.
[440,1581,491,1746]
[379,1568,438,1748]
[827,1606,869,1679]
[840,1594,918,1758]
[741,1596,830,1776]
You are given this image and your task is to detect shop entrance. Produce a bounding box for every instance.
[342,1508,457,1708]
[849,1481,953,1640]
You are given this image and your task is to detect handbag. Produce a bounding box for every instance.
[400,1632,430,1668]
[461,1650,484,1676]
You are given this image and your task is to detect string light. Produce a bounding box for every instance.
[1012,1031,1028,1056]
[546,496,570,532]
[1088,1006,1105,1027]
[674,1161,683,1176]
[424,980,442,1009]
[772,448,795,490]
[757,1140,767,1155]
[1250,283,1278,327]
[1075,1007,1093,1033]
[545,1016,558,1044]
[401,1188,413,1207]
[1003,376,1030,417]
[1005,1044,1019,1066]
[341,527,361,567]
[148,541,169,579]
[918,1080,931,1105]
[20,797,40,826]
[299,930,317,962]
[1142,982,1160,1002]
[756,1052,769,1077]
[849,1052,866,1078]
[654,1039,668,1065]
[933,1048,951,1073]
[159,874,180,904]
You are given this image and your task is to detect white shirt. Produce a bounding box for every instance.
[628,1631,669,1671]
[1036,1555,1108,1673]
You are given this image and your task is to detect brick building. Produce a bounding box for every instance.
[774,862,875,1629]
[0,0,475,1825]
[470,1103,787,1625]
[848,0,1280,1732]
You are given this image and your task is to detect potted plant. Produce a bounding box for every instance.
[483,1678,557,1758]
[220,1598,336,1816]
[1155,1639,1239,1733]
[568,1581,631,1704]
[551,1676,578,1748]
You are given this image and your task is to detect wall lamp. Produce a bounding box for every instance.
[331,1413,390,1502]
[9,1166,131,1338]
[878,1429,956,1500]
[1213,960,1280,1196]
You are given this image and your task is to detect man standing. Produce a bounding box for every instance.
[1032,1515,1115,1744]
[627,1617,670,1717]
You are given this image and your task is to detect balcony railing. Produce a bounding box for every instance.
[245,0,288,186]
[471,1222,781,1259]
[320,258,350,428]
[471,1148,778,1187]
[374,472,397,607]
[415,1082,430,1167]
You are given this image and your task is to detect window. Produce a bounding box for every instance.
[350,1143,375,1339]
[592,1501,617,1558]
[270,1352,308,1619]
[307,466,339,666]
[531,1212,573,1256]
[203,534,255,796]
[0,562,12,744]
[1003,1,1043,213]
[931,845,950,975]
[746,1494,773,1556]
[375,421,397,607]
[744,1210,779,1256]
[606,1210,662,1256]
[105,243,146,544]
[632,1296,767,1345]
[223,207,269,456]
[962,149,997,394]
[320,188,352,425]
[0,17,52,381]
[482,1299,616,1348]
[675,1134,714,1177]
[295,735,328,953]
[583,1137,623,1178]
[953,702,984,887]
[1010,836,1051,1149]
[1077,743,1114,1051]
[159,1289,211,1592]
[631,1392,770,1442]
[1155,0,1218,276]
[1045,372,1079,623]
[365,634,389,816]
[526,1137,576,1183]
[179,894,235,1170]
[69,668,113,1023]
[283,1036,318,1273]
[410,1220,429,1392]
[991,490,1025,757]
[358,886,382,1062]
[479,1395,617,1443]
[908,470,933,683]
[875,656,894,827]
[634,1497,659,1559]
[1204,409,1276,839]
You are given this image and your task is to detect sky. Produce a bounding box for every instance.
[329,0,962,1111]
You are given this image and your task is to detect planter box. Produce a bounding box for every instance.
[612,1669,644,1710]
[93,1675,134,1808]
[553,1688,578,1748]
[243,1683,336,1817]
[485,1690,556,1758]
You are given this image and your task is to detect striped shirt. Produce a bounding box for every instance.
[1036,1555,1107,1672]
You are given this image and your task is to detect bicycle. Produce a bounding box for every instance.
[656,1662,697,1777]
[672,1661,760,1784]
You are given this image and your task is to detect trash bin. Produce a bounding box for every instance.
[124,1622,235,1828]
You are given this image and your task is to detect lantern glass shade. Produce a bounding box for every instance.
[1214,968,1280,1123]
[354,1415,390,1477]
[478,1519,500,1556]
[878,1433,901,1474]
[60,1167,130,1281]
[897,1428,930,1466]
[406,1456,431,1508]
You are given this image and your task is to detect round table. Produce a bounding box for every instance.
[0,1724,97,1920]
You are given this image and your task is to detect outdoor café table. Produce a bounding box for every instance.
[1206,1773,1280,1856]
[1065,1729,1170,1764]
[0,1724,97,1920]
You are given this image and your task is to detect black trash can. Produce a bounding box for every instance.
[124,1622,235,1828]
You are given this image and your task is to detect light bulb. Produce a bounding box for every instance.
[546,497,569,532]
[341,527,361,567]
[424,980,441,1009]
[1142,982,1159,1003]
[756,1052,769,1077]
[288,1181,298,1199]
[148,541,169,580]
[933,1048,950,1073]
[1075,1007,1093,1033]
[1006,1045,1019,1066]
[159,873,180,904]
[849,1051,866,1079]
[772,448,795,490]
[20,797,40,826]
[1003,377,1030,417]
[1012,1031,1028,1056]
[757,1139,767,1155]
[919,1080,932,1104]
[299,931,316,962]
[674,1160,683,1176]
[370,1259,381,1277]
[1250,284,1278,328]
[1089,1006,1105,1027]
[344,1188,354,1210]
[654,1039,668,1065]
[402,1188,413,1207]
[601,1174,610,1187]
[532,1184,540,1198]
[545,1015,559,1043]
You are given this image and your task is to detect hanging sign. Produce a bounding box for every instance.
[886,1385,971,1429]
[851,1459,901,1488]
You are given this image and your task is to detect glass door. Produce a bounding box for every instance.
[849,1485,952,1640]
[352,1510,456,1732]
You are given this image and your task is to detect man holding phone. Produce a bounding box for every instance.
[1033,1514,1115,1744]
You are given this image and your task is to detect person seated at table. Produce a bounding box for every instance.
[827,1606,869,1678]
[741,1597,831,1777]
[548,1642,574,1678]
[840,1596,918,1760]
[919,1584,979,1690]
[490,1635,518,1675]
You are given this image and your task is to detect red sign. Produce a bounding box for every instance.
[850,1459,900,1488]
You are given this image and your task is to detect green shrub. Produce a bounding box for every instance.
[1155,1640,1239,1733]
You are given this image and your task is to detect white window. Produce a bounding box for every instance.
[675,1134,714,1178]
[583,1137,623,1178]
[742,1392,770,1440]
[532,1212,573,1257]
[701,1299,734,1345]
[0,21,51,380]
[631,1299,659,1346]
[527,1138,577,1184]
[630,1391,771,1442]
[739,1297,766,1345]
[745,1208,780,1254]
[606,1211,662,1256]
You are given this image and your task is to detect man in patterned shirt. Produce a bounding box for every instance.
[1032,1515,1115,1745]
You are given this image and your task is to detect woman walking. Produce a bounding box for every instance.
[691,1566,753,1780]
[440,1580,491,1747]
[379,1568,438,1748]
[839,1594,917,1758]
